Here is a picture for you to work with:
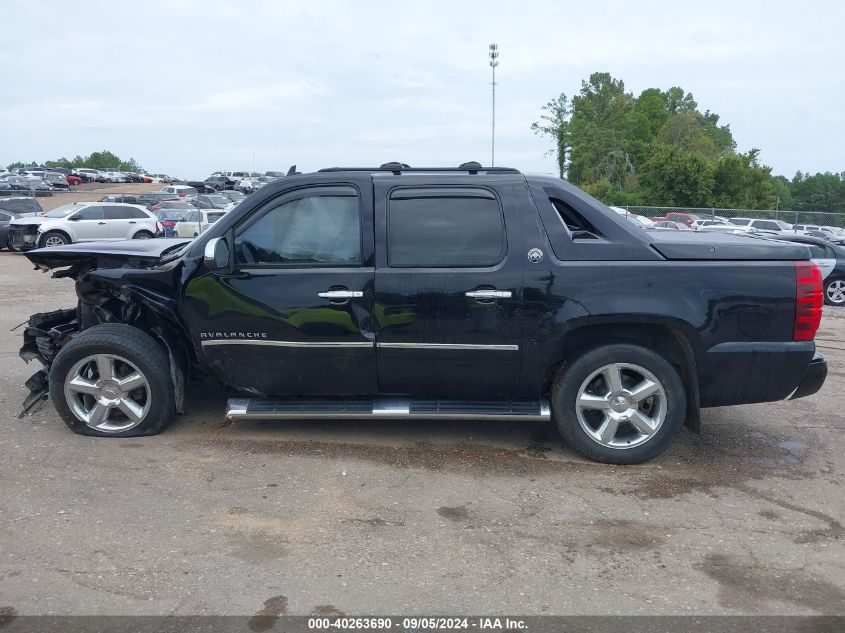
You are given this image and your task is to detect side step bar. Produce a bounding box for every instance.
[226,398,551,421]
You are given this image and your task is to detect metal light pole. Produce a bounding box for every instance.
[489,43,499,167]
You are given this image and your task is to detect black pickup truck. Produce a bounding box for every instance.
[17,165,827,464]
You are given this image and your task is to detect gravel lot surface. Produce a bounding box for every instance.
[0,250,842,616]
[14,183,164,212]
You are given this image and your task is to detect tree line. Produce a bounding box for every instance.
[532,73,844,211]
[7,150,144,174]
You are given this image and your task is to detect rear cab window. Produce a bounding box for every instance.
[386,187,505,267]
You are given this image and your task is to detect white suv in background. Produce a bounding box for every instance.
[174,209,228,237]
[7,202,161,249]
[727,217,793,234]
[160,185,198,197]
[101,170,128,183]
[76,168,104,182]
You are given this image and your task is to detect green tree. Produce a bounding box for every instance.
[7,151,145,174]
[531,93,570,178]
[770,175,794,210]
[711,150,772,208]
[567,72,634,188]
[640,143,714,206]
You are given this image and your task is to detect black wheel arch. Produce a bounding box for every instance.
[544,320,701,432]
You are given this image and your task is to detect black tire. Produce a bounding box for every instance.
[823,277,845,306]
[132,230,154,240]
[49,324,175,437]
[39,231,70,248]
[551,343,686,464]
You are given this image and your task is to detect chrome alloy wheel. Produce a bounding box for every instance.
[44,235,65,247]
[63,354,152,433]
[575,363,667,449]
[827,279,845,305]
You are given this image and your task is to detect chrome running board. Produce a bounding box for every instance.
[226,398,551,421]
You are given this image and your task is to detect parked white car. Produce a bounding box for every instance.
[609,206,654,229]
[76,168,104,182]
[728,218,793,234]
[160,185,198,197]
[8,202,161,249]
[691,218,731,230]
[101,171,128,183]
[175,209,227,238]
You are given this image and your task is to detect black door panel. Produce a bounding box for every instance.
[182,180,377,396]
[373,182,524,398]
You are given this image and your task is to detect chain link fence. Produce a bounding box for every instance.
[621,205,845,229]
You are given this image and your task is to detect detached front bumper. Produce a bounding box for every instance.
[790,353,827,400]
[18,308,78,416]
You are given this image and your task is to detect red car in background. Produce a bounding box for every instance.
[65,174,82,186]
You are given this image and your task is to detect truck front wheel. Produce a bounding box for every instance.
[49,324,175,437]
[551,344,686,464]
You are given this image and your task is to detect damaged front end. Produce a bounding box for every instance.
[18,308,79,416]
[17,238,196,418]
[8,223,41,251]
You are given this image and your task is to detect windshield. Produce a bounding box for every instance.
[207,212,225,223]
[206,195,229,205]
[729,218,751,226]
[44,204,82,218]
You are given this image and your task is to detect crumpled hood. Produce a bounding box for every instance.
[9,216,46,227]
[25,238,192,270]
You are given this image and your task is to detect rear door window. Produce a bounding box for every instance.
[104,206,134,220]
[387,188,505,267]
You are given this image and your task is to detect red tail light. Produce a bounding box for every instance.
[793,261,823,341]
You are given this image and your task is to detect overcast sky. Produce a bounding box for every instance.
[1,0,842,179]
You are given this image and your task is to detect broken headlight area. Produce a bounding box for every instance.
[7,225,40,251]
[18,308,78,416]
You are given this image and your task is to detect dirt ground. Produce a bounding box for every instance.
[20,183,164,212]
[0,250,842,617]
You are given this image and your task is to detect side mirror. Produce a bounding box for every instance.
[204,237,230,271]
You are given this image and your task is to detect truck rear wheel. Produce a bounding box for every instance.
[49,324,175,437]
[551,344,686,464]
[824,278,845,306]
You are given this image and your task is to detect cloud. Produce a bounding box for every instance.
[0,0,842,177]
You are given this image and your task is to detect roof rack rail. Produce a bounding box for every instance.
[318,165,521,175]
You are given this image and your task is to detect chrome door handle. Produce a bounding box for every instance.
[318,290,363,299]
[465,290,512,299]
